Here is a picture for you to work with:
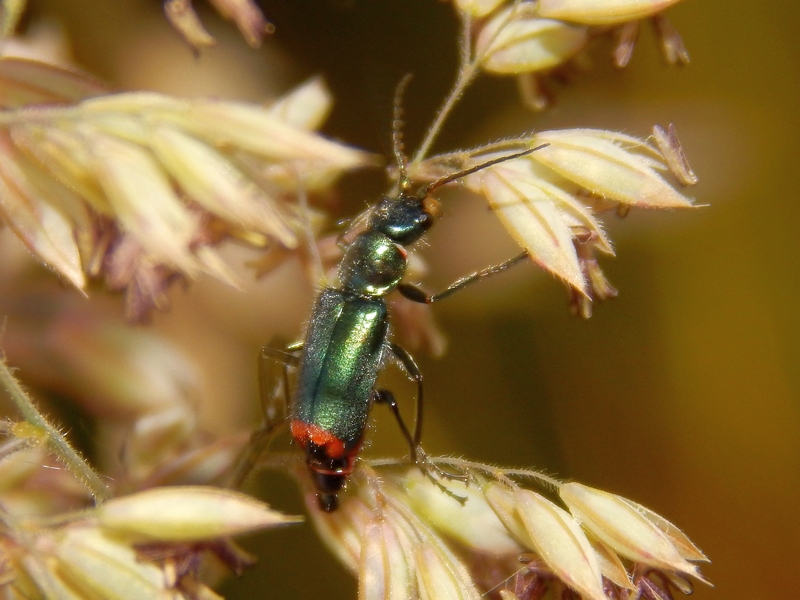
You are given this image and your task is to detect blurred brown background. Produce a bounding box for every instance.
[16,0,800,598]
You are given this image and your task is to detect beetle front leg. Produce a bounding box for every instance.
[398,251,529,304]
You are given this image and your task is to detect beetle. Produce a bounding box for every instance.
[253,80,546,511]
[289,144,543,511]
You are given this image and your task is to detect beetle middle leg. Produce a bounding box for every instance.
[258,345,301,433]
[230,344,301,490]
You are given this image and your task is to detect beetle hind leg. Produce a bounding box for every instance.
[374,389,468,505]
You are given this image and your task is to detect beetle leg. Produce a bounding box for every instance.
[374,388,468,504]
[388,343,424,446]
[398,251,529,304]
[230,344,301,490]
[258,345,300,432]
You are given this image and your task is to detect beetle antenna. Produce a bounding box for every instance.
[420,143,549,197]
[392,74,413,192]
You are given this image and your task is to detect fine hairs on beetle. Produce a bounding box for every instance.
[255,78,546,512]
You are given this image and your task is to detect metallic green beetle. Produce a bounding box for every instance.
[290,190,435,512]
[288,142,542,511]
[271,79,547,511]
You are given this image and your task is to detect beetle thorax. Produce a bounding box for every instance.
[338,230,406,297]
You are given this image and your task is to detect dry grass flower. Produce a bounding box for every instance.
[301,461,709,600]
[164,0,273,52]
[475,7,590,75]
[450,0,691,108]
[0,59,373,320]
[0,486,298,599]
[537,0,684,25]
[409,124,696,316]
